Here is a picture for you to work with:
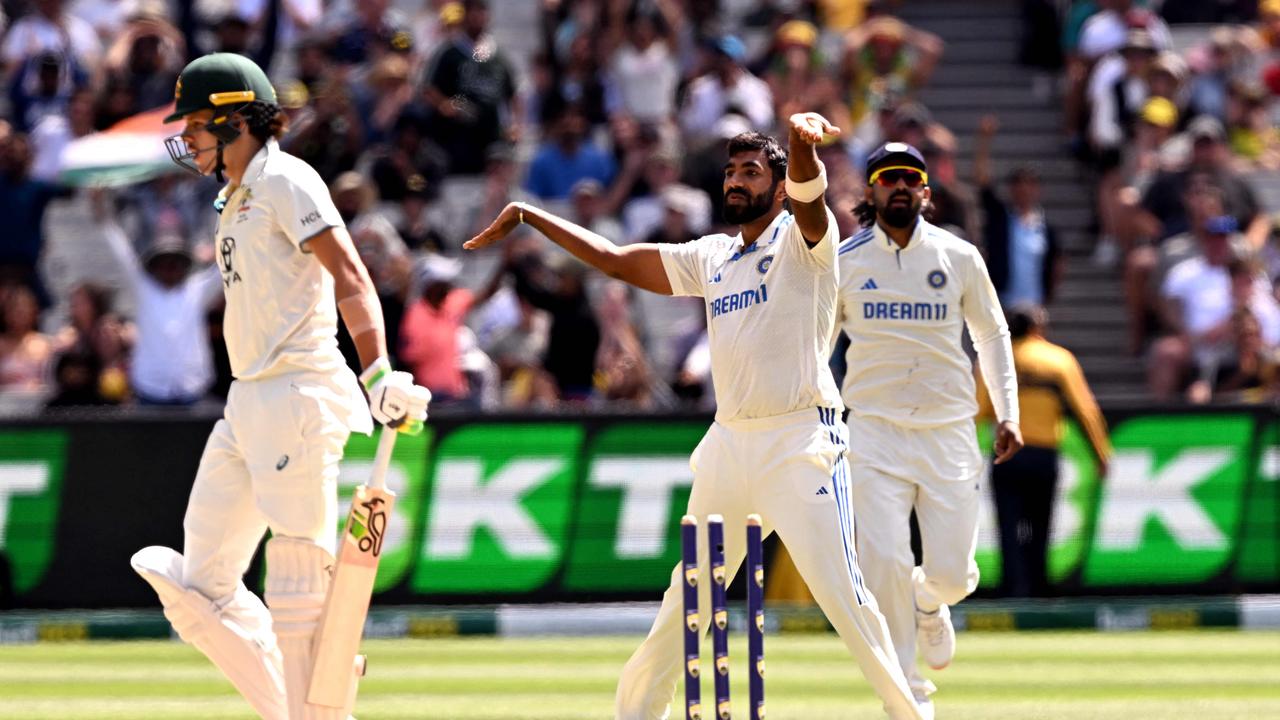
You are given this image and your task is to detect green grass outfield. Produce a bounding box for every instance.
[1,631,1278,719]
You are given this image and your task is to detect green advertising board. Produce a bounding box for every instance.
[1083,414,1252,585]
[0,430,67,594]
[409,424,583,593]
[377,411,1279,598]
[3,409,1278,607]
[976,412,1272,589]
[562,423,705,592]
[1238,421,1279,584]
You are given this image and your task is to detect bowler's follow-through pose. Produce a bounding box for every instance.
[836,142,1023,717]
[468,114,925,720]
[129,53,429,720]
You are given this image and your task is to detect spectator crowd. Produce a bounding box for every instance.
[1,0,1279,414]
[1040,0,1280,402]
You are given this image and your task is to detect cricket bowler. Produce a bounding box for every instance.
[129,53,430,720]
[467,113,925,720]
[837,142,1023,717]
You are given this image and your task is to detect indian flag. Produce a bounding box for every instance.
[59,104,185,187]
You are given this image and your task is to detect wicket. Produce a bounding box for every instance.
[681,517,702,720]
[709,516,730,720]
[680,513,766,720]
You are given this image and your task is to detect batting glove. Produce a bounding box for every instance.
[360,357,431,434]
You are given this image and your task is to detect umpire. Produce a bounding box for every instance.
[977,304,1111,597]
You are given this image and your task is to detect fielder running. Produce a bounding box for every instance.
[836,142,1023,716]
[129,53,430,720]
[468,114,925,720]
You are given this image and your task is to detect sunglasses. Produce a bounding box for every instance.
[869,166,928,188]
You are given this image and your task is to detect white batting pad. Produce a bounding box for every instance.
[264,537,355,720]
[130,546,289,720]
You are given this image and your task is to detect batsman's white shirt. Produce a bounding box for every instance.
[141,139,376,720]
[213,138,371,433]
[659,209,843,422]
[837,219,1017,429]
[183,139,374,601]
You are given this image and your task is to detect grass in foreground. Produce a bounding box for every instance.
[0,631,1277,719]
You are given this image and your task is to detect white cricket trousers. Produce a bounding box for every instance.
[846,413,983,698]
[184,372,353,599]
[616,407,923,720]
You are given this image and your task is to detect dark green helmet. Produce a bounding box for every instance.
[164,53,277,180]
[165,53,276,123]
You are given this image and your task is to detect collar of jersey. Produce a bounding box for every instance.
[731,209,791,258]
[872,218,924,253]
[243,138,275,184]
[220,138,277,200]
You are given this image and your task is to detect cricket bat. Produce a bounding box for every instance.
[308,428,398,708]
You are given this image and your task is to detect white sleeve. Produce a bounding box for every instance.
[1086,56,1119,99]
[679,80,716,137]
[1089,93,1121,148]
[736,76,775,130]
[781,207,839,274]
[962,247,1019,424]
[1087,60,1123,148]
[1161,262,1189,300]
[190,263,226,307]
[658,238,711,298]
[102,223,146,288]
[272,164,345,249]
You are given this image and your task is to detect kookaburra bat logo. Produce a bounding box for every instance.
[357,497,387,556]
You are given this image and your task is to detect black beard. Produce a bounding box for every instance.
[722,186,775,225]
[877,193,920,229]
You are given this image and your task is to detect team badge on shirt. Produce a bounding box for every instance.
[235,187,254,223]
[757,255,773,274]
[927,269,947,289]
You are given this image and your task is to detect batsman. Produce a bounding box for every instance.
[129,53,429,719]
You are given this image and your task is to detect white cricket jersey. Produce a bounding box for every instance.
[660,209,843,424]
[213,139,371,431]
[837,219,1017,428]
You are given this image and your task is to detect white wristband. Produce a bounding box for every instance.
[359,356,392,390]
[785,163,827,203]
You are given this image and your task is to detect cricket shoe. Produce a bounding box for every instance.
[914,695,935,720]
[916,604,955,670]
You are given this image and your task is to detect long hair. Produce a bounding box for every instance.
[854,199,876,228]
[238,100,289,142]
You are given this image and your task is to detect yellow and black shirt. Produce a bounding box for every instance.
[977,335,1111,463]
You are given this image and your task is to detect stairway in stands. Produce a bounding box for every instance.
[900,0,1144,401]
